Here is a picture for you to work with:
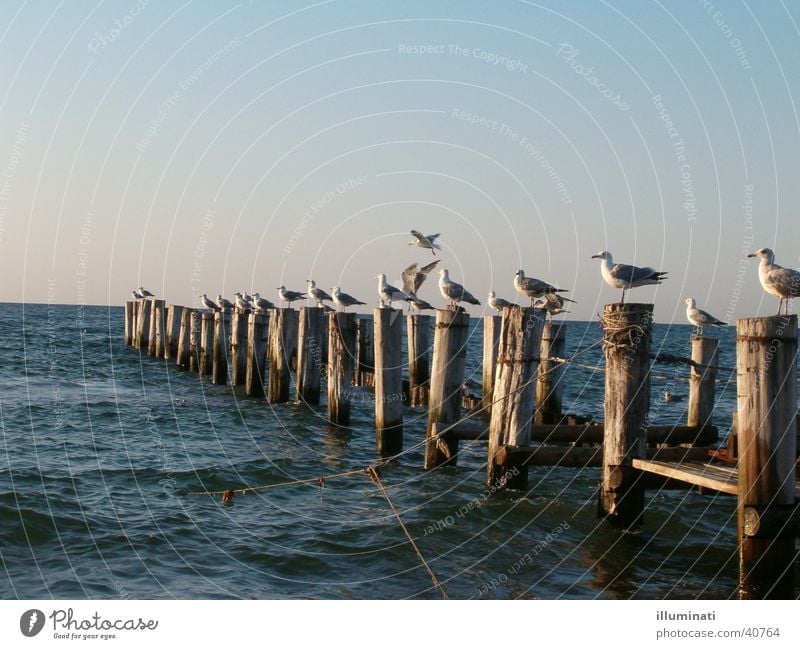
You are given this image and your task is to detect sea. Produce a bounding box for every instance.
[0,302,774,599]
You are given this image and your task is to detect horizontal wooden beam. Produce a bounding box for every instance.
[631,458,738,495]
[494,445,714,469]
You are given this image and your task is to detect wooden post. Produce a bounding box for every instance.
[148,299,166,358]
[328,312,356,425]
[268,308,298,403]
[189,311,201,373]
[230,309,249,386]
[198,311,214,376]
[135,299,152,351]
[245,310,270,397]
[124,301,135,346]
[687,334,718,427]
[535,322,566,424]
[212,311,230,384]
[296,307,326,404]
[598,303,653,527]
[355,316,374,387]
[736,315,797,599]
[176,307,193,368]
[164,305,183,360]
[425,309,471,469]
[374,308,403,455]
[486,307,545,489]
[407,314,432,407]
[482,315,501,412]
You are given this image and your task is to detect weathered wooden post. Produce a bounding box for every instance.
[148,299,166,358]
[598,303,653,527]
[736,315,797,599]
[175,307,193,368]
[328,312,356,425]
[229,309,249,386]
[486,307,545,489]
[268,308,299,403]
[296,307,326,404]
[482,314,501,412]
[165,305,183,360]
[407,314,432,407]
[374,308,403,455]
[189,311,201,373]
[355,316,374,387]
[135,299,152,352]
[535,322,566,424]
[425,309,471,469]
[687,334,718,427]
[212,310,230,385]
[124,301,135,346]
[198,311,214,376]
[245,310,270,397]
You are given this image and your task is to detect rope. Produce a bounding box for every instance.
[366,466,449,600]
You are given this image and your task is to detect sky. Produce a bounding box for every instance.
[0,0,797,322]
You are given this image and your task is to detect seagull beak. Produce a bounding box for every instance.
[747,253,756,258]
[591,254,600,259]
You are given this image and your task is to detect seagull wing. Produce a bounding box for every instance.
[696,308,725,326]
[766,267,800,297]
[410,230,428,243]
[419,259,440,275]
[401,263,418,294]
[609,263,665,284]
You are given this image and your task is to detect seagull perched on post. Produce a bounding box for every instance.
[376,273,407,308]
[131,289,144,300]
[216,294,234,310]
[513,270,568,306]
[408,230,441,255]
[535,292,575,318]
[405,294,435,312]
[138,286,154,298]
[306,280,332,307]
[747,247,800,315]
[277,285,307,307]
[331,286,367,312]
[488,291,513,313]
[234,292,250,312]
[683,298,725,334]
[591,251,667,303]
[438,268,480,307]
[252,293,275,310]
[200,293,217,311]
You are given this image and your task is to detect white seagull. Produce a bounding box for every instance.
[535,292,575,318]
[438,268,480,307]
[306,280,332,308]
[200,293,217,310]
[591,251,667,303]
[331,286,367,312]
[277,285,307,306]
[409,230,441,255]
[513,270,568,306]
[747,247,800,315]
[131,289,144,300]
[401,260,440,296]
[234,292,250,312]
[683,298,725,334]
[216,294,234,310]
[488,290,513,313]
[252,292,275,310]
[137,286,154,298]
[376,273,407,308]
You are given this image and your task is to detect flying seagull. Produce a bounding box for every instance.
[409,230,441,255]
[487,290,513,313]
[331,286,367,312]
[747,247,800,315]
[513,270,568,306]
[591,251,667,303]
[376,273,407,308]
[401,259,440,296]
[683,298,725,334]
[438,268,480,307]
[277,285,307,306]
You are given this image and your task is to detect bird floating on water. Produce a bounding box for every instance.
[277,285,307,307]
[747,247,800,315]
[438,269,480,307]
[663,390,684,403]
[376,273,407,308]
[591,251,667,303]
[488,291,513,313]
[513,270,567,306]
[306,280,332,308]
[331,286,366,312]
[408,230,441,255]
[683,298,725,334]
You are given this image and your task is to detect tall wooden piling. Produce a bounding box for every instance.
[212,311,230,385]
[198,311,214,376]
[374,308,404,455]
[598,303,653,527]
[355,317,374,387]
[135,299,152,352]
[230,310,249,386]
[535,322,566,424]
[296,307,326,404]
[407,314,432,407]
[486,307,545,489]
[124,301,135,346]
[425,309,471,469]
[687,334,718,427]
[328,312,356,425]
[482,315,501,412]
[245,311,270,397]
[148,299,166,358]
[268,308,299,403]
[165,305,183,360]
[736,315,797,599]
[176,307,193,368]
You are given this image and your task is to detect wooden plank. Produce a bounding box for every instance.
[536,322,566,424]
[632,459,737,495]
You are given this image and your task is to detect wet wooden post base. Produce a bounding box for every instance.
[165,304,183,360]
[245,310,270,397]
[212,310,230,385]
[176,307,193,369]
[407,314,432,407]
[687,334,718,427]
[736,315,797,599]
[486,306,545,489]
[198,311,214,376]
[374,308,403,455]
[355,316,374,387]
[535,322,566,424]
[482,315,501,413]
[149,299,166,358]
[124,301,135,346]
[230,309,249,386]
[425,309,471,469]
[296,307,326,405]
[598,303,653,527]
[328,312,356,425]
[135,299,152,352]
[268,308,298,403]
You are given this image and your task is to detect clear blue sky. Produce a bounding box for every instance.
[0,0,797,322]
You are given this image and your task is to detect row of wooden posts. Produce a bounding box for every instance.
[124,299,798,598]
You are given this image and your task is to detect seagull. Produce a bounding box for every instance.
[409,230,441,255]
[234,292,250,312]
[131,289,144,300]
[401,260,440,296]
[535,292,575,318]
[331,286,367,312]
[405,294,436,312]
[591,251,667,303]
[138,286,154,298]
[216,294,234,310]
[306,280,333,307]
[376,273,407,308]
[200,293,217,311]
[487,290,513,313]
[252,292,275,310]
[438,268,480,307]
[663,390,684,403]
[277,285,307,307]
[747,247,800,315]
[683,298,725,334]
[513,270,568,306]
